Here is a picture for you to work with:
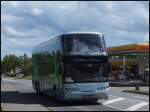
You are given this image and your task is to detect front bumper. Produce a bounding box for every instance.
[64,91,108,100]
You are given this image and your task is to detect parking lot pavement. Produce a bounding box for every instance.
[1,78,119,111]
[1,77,149,111]
[1,81,49,111]
[100,94,149,111]
[110,87,149,92]
[110,80,149,87]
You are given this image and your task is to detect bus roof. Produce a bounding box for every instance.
[33,32,103,49]
[65,32,102,35]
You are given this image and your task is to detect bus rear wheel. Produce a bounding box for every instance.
[35,81,41,95]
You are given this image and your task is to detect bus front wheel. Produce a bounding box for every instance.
[90,99,98,103]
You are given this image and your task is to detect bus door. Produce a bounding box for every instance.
[55,37,63,100]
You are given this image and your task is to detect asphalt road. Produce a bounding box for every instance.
[1,77,149,111]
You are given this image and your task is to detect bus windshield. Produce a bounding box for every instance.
[63,34,106,56]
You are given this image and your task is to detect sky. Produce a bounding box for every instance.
[1,1,149,58]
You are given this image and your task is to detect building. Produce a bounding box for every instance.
[107,43,149,82]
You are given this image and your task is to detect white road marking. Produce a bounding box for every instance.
[102,98,125,105]
[126,102,149,111]
[104,104,125,111]
[102,95,149,111]
[109,94,149,102]
[74,106,93,111]
[134,95,148,99]
[109,95,120,97]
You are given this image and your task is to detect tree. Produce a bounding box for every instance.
[1,53,32,76]
[19,53,32,75]
[1,54,20,75]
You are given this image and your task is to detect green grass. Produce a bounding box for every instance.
[15,75,32,80]
[123,90,149,95]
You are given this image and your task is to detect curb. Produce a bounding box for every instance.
[110,82,149,87]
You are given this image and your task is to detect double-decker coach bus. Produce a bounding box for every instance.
[32,32,111,102]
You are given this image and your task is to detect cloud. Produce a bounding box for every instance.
[32,8,43,16]
[1,1,149,58]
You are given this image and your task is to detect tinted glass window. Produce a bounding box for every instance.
[64,34,106,56]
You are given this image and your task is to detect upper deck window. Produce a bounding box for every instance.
[63,34,106,56]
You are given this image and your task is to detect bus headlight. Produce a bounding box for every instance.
[97,86,109,91]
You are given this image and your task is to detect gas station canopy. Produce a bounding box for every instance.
[107,43,149,54]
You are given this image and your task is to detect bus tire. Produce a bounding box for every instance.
[35,81,41,95]
[91,99,98,103]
